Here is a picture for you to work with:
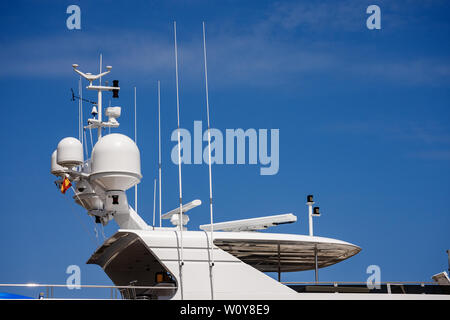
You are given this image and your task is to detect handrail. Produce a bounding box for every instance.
[0,283,178,299]
[0,283,176,290]
[281,281,437,285]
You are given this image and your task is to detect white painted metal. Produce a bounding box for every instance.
[307,201,314,236]
[98,54,103,140]
[56,137,83,168]
[72,66,111,86]
[105,107,121,124]
[157,80,162,228]
[153,178,156,227]
[113,207,149,230]
[50,150,65,175]
[200,213,297,232]
[162,199,202,220]
[134,86,137,213]
[90,133,141,191]
[173,20,185,299]
[47,60,450,301]
[202,22,216,277]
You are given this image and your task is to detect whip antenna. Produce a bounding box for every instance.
[134,86,138,213]
[202,21,216,267]
[202,20,216,300]
[174,20,185,299]
[158,80,163,228]
[153,178,157,228]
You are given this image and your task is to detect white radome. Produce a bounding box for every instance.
[50,150,65,175]
[90,133,142,191]
[56,137,84,168]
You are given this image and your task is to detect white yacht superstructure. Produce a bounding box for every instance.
[44,58,450,300]
[35,21,448,301]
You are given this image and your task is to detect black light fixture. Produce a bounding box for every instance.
[307,195,314,203]
[313,206,321,216]
[112,80,119,98]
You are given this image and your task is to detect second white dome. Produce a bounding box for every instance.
[90,133,142,191]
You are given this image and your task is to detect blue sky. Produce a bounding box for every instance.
[0,0,449,298]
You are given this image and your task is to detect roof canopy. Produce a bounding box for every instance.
[214,236,361,272]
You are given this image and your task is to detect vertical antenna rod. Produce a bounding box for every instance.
[97,54,103,141]
[78,76,82,143]
[153,178,157,228]
[99,54,102,86]
[202,22,215,269]
[80,77,83,147]
[174,21,185,299]
[158,80,162,228]
[134,86,138,213]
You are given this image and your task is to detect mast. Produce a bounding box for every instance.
[134,86,138,213]
[158,80,162,228]
[174,20,185,299]
[202,21,216,300]
[78,76,82,144]
[153,178,157,228]
[97,54,103,140]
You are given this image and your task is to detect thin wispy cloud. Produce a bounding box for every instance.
[321,120,450,160]
[409,150,450,160]
[0,0,449,88]
[263,0,363,32]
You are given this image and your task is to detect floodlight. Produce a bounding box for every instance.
[313,206,320,216]
[112,80,119,98]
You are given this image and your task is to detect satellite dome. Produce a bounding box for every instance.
[56,137,83,168]
[51,150,65,175]
[90,133,141,191]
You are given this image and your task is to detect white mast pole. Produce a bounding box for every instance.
[202,22,215,269]
[203,21,216,301]
[158,80,162,228]
[97,54,103,141]
[309,204,313,236]
[134,86,138,213]
[153,178,157,228]
[78,76,82,142]
[174,20,185,299]
[80,76,83,146]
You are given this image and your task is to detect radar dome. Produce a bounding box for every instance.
[90,133,141,191]
[57,137,83,168]
[51,150,65,175]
